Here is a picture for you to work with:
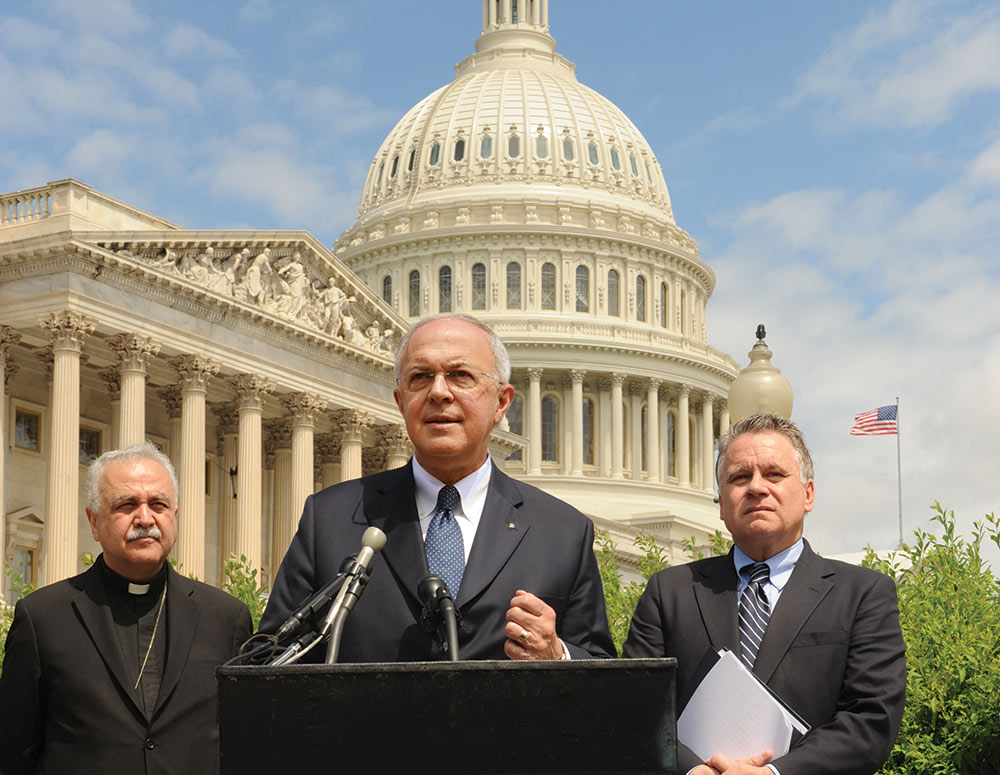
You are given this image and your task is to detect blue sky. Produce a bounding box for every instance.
[2,0,999,563]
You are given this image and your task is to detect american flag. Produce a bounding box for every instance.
[851,405,898,436]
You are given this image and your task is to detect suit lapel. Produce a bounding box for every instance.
[754,541,833,682]
[456,467,530,607]
[693,553,740,652]
[71,564,145,718]
[154,567,201,716]
[363,463,426,607]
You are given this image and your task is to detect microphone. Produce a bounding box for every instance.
[418,573,461,661]
[323,526,387,664]
[272,554,356,641]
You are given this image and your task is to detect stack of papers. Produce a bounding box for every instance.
[677,649,809,761]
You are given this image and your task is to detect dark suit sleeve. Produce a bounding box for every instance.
[771,571,906,775]
[0,599,46,775]
[623,579,704,772]
[259,493,321,634]
[560,517,616,659]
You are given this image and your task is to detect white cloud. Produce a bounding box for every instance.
[792,0,1000,129]
[164,23,240,61]
[66,129,139,175]
[968,134,1000,187]
[49,0,149,38]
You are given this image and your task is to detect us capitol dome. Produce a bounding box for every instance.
[336,0,740,559]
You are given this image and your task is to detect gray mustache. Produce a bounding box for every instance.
[127,525,162,541]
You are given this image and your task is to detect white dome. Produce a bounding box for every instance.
[352,7,675,228]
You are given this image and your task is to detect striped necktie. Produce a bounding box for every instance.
[425,485,465,597]
[738,562,771,669]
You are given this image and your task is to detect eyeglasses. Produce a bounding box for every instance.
[396,370,503,394]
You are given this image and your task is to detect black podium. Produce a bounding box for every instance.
[218,658,677,774]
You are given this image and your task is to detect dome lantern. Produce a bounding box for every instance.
[727,324,794,422]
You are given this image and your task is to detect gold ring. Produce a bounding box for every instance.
[517,629,529,645]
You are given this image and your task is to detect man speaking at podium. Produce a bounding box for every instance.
[260,314,614,662]
[624,414,906,775]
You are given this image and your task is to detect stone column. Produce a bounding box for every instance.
[266,419,293,577]
[41,311,95,583]
[229,375,274,573]
[561,375,573,475]
[570,369,586,476]
[211,402,239,565]
[170,355,219,580]
[157,387,183,468]
[526,368,542,475]
[108,333,160,446]
[381,424,412,470]
[677,384,691,487]
[629,381,644,480]
[702,394,715,492]
[99,369,121,449]
[0,326,22,587]
[645,378,661,483]
[333,410,373,482]
[597,377,612,478]
[281,393,327,567]
[719,400,730,439]
[315,433,340,488]
[610,373,625,479]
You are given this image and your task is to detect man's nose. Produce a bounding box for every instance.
[747,471,768,494]
[134,504,156,525]
[427,372,454,400]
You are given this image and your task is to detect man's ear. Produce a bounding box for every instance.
[85,508,100,542]
[494,384,514,424]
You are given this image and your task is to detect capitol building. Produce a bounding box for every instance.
[0,0,740,598]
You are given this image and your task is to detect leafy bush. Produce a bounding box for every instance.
[0,567,36,678]
[221,554,267,631]
[865,504,1000,774]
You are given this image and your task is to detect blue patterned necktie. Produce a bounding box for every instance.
[738,562,771,669]
[425,485,465,597]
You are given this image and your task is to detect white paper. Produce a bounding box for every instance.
[677,649,808,762]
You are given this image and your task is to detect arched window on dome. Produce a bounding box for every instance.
[660,281,668,328]
[541,262,556,310]
[390,154,399,178]
[680,288,688,336]
[506,262,522,309]
[629,153,639,177]
[563,137,574,162]
[575,265,590,313]
[507,394,523,462]
[429,143,441,166]
[636,274,646,322]
[508,134,521,158]
[480,135,493,160]
[408,149,415,173]
[608,269,620,317]
[587,141,599,165]
[610,147,621,171]
[408,270,421,317]
[454,138,466,162]
[645,159,653,184]
[583,397,594,466]
[471,262,487,310]
[535,134,548,159]
[439,266,453,313]
[382,275,392,306]
[375,161,384,190]
[541,395,559,462]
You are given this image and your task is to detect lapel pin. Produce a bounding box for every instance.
[508,522,517,529]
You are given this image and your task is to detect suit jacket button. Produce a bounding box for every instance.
[145,738,156,750]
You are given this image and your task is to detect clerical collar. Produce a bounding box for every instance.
[98,554,168,597]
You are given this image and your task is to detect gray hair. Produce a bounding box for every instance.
[715,413,814,487]
[394,313,512,384]
[87,442,179,513]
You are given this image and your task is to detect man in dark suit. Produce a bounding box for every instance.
[260,313,614,661]
[0,443,252,775]
[624,413,905,775]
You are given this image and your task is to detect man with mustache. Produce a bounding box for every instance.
[261,313,614,661]
[0,443,252,775]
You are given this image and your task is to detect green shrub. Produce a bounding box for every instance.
[866,504,1000,774]
[0,567,36,678]
[221,554,267,631]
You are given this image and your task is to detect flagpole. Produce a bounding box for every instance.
[896,396,902,548]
